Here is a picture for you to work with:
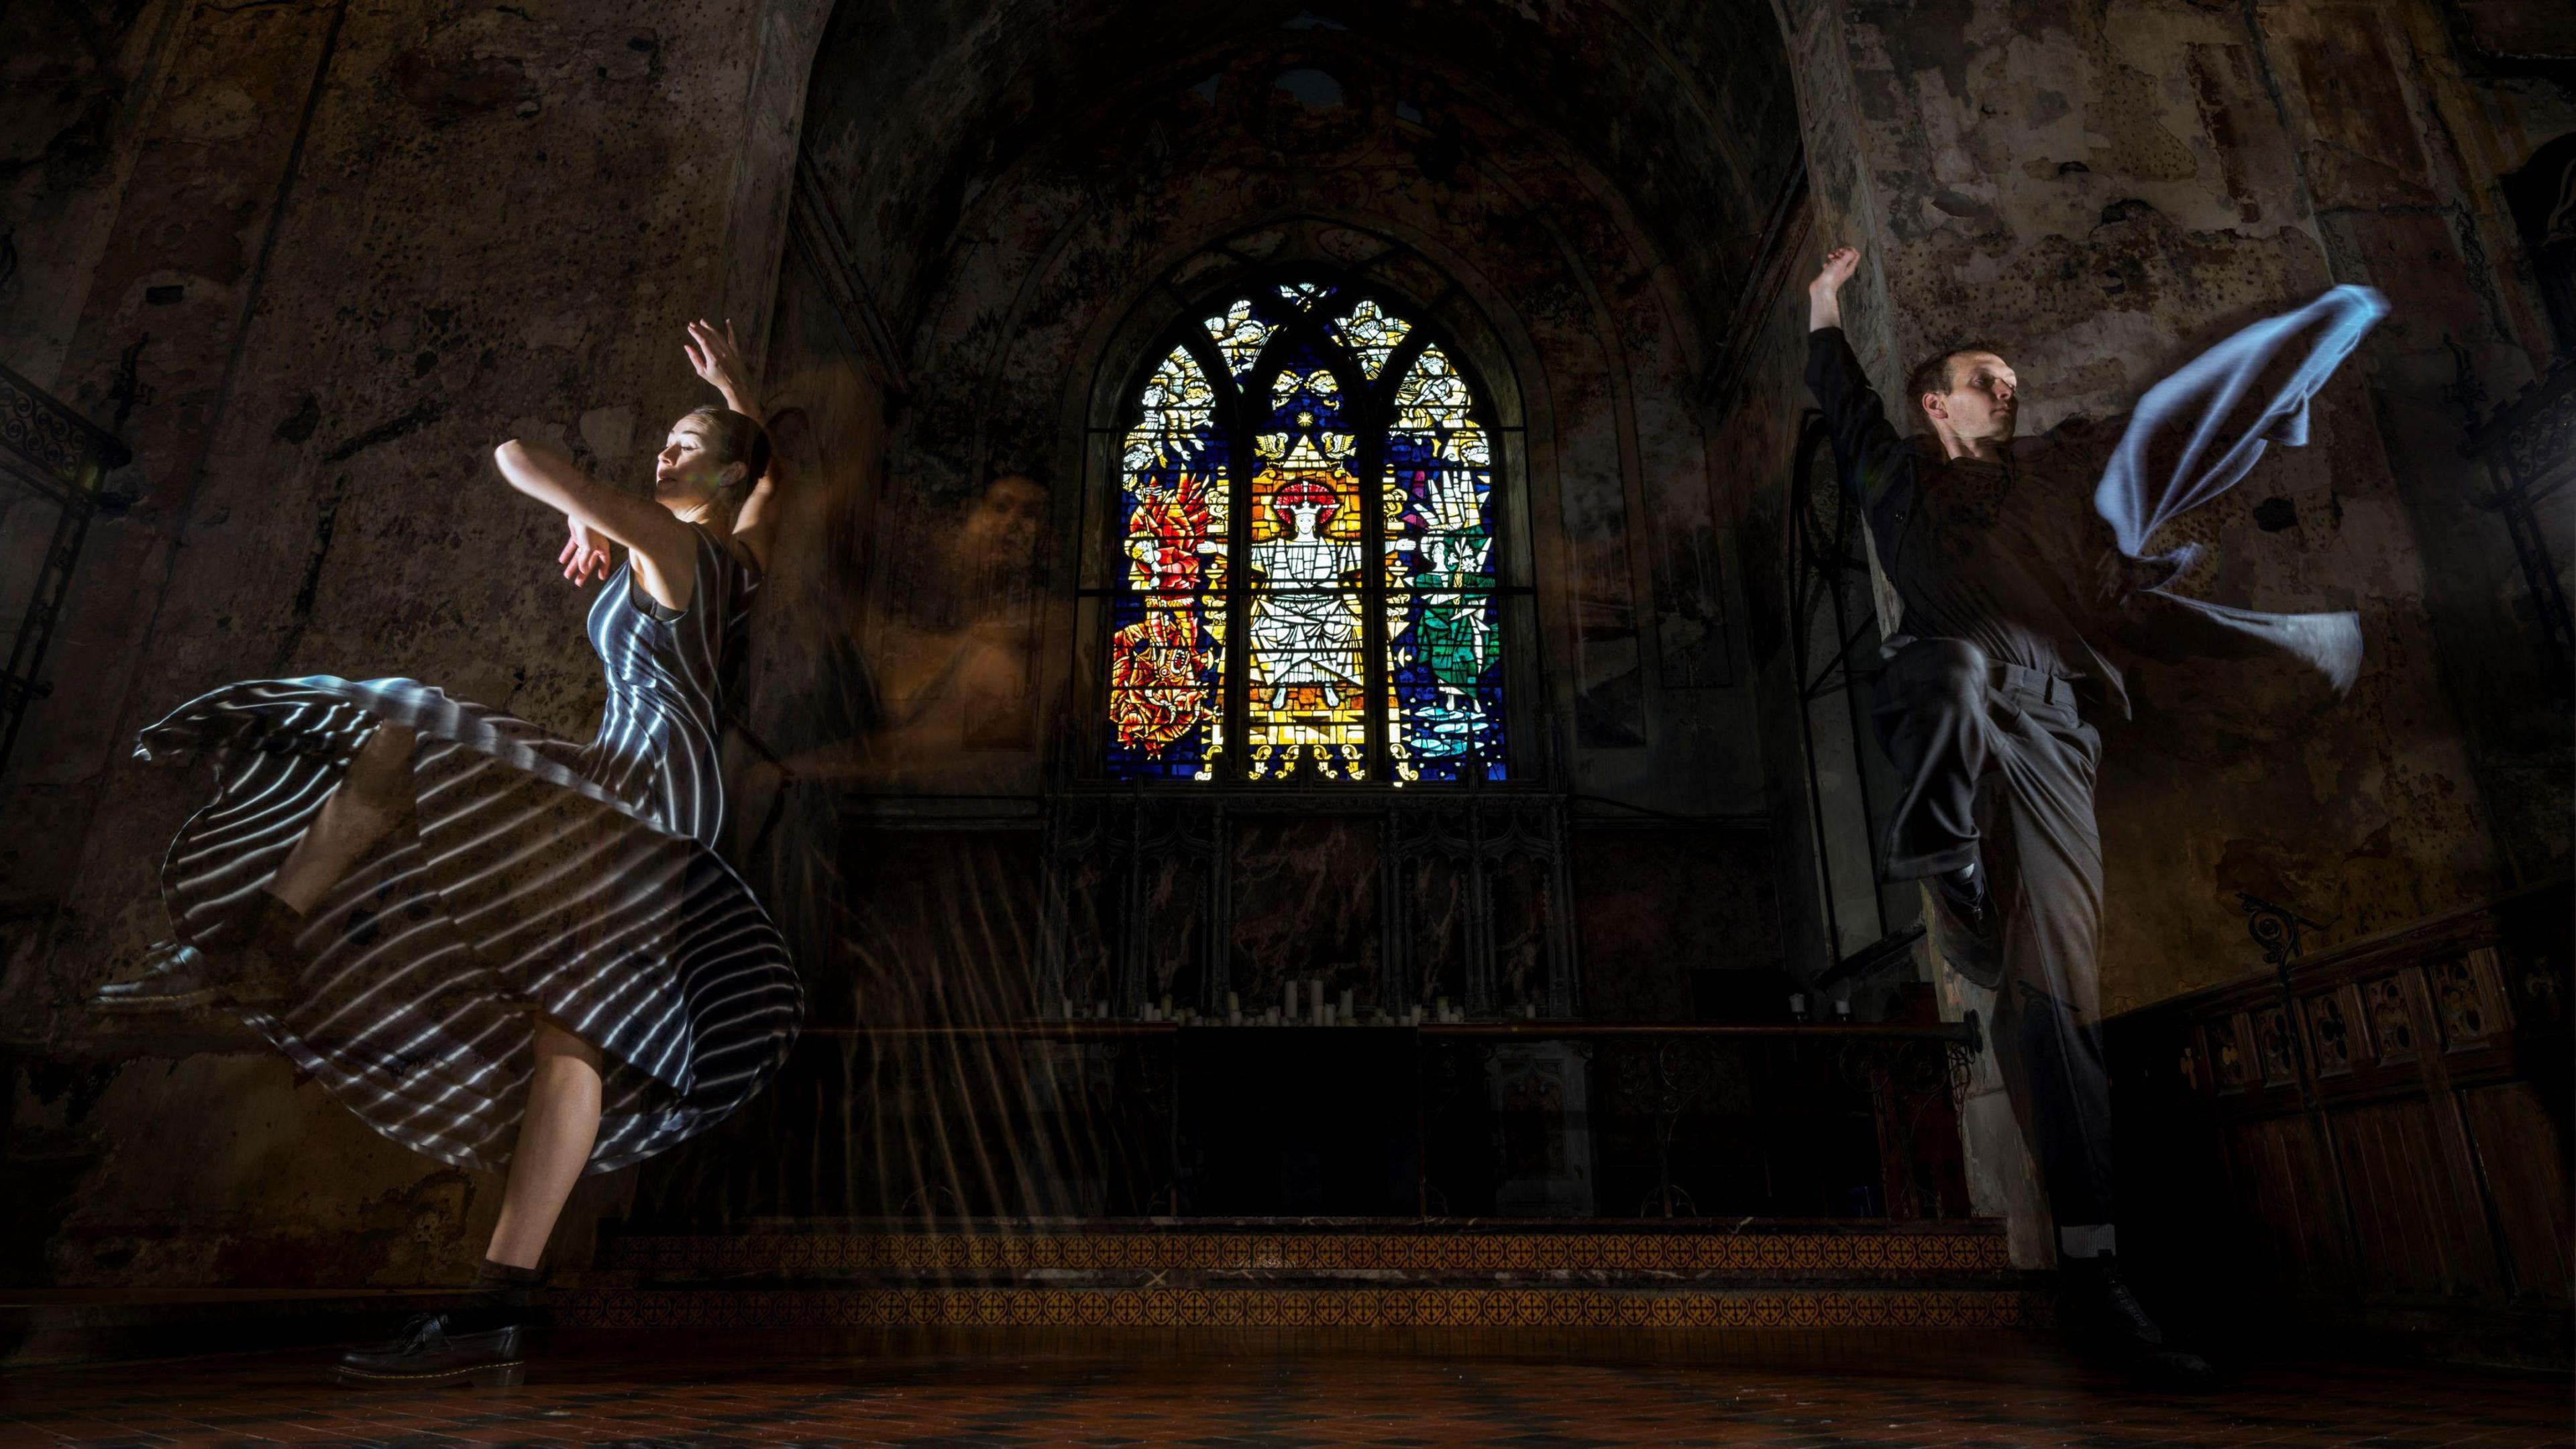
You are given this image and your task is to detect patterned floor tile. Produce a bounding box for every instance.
[0,1335,2564,1449]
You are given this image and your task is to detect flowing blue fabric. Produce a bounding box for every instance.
[2092,284,2389,692]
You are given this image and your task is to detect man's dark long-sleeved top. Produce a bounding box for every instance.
[1803,325,2133,717]
[1804,288,2385,718]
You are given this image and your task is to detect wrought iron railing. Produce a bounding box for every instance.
[625,1018,1982,1227]
[0,360,132,777]
[2465,360,2575,686]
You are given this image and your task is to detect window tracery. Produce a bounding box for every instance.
[1104,283,1509,784]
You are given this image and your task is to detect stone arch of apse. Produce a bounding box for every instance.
[918,207,1678,758]
[715,0,1814,390]
[718,3,1809,749]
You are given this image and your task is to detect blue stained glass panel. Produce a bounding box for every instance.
[1383,345,1505,781]
[1386,590,1507,782]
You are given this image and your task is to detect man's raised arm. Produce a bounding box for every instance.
[1802,245,1911,510]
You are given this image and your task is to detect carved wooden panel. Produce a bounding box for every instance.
[2428,952,2505,1053]
[2223,1116,2349,1299]
[2303,985,2358,1078]
[2459,1082,2575,1305]
[2212,1013,2257,1094]
[2359,973,2421,1066]
[1039,791,1580,1019]
[2254,1004,2298,1087]
[2105,881,2571,1358]
[2328,1100,2487,1302]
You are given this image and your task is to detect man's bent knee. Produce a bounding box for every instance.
[1887,638,1988,713]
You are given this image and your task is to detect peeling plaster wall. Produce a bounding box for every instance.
[2,0,1816,1287]
[0,0,2562,1291]
[0,0,186,392]
[1778,0,2566,1021]
[2,0,776,1287]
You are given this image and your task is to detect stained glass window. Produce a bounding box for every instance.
[1106,284,1509,785]
[1106,345,1229,780]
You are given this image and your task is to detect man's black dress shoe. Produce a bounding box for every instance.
[2062,1258,2216,1388]
[1929,863,2004,983]
[333,1313,527,1389]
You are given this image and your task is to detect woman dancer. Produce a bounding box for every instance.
[93,321,804,1386]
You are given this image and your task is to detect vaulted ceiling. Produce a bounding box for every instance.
[798,0,1801,356]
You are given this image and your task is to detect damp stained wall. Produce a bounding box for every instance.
[1776,0,2571,1018]
[0,0,2563,1291]
[1,0,780,1288]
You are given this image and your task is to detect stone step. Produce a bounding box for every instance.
[555,1283,2053,1331]
[594,1218,2014,1281]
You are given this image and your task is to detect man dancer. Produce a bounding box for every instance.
[1803,244,2379,1380]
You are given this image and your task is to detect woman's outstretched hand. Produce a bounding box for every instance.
[560,517,614,585]
[683,318,754,417]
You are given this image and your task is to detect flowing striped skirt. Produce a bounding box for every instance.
[138,678,803,1174]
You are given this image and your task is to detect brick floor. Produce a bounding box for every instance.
[0,1332,2565,1448]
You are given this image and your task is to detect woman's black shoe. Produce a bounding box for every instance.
[333,1313,527,1388]
[92,940,294,1012]
[92,896,305,1012]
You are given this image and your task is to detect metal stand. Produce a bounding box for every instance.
[0,361,133,777]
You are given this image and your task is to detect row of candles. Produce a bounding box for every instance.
[1057,981,1549,1026]
[1051,986,1858,1024]
[1788,994,1856,1022]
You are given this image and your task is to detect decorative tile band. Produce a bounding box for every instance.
[597,1232,2012,1275]
[559,1287,2052,1331]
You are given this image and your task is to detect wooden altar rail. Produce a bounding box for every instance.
[797,1021,1980,1043]
[666,1020,1982,1224]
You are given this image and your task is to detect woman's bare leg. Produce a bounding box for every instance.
[267,723,417,914]
[486,1015,606,1270]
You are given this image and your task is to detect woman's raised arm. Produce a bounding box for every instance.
[493,439,699,605]
[684,318,782,576]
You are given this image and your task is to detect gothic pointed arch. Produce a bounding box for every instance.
[1094,262,1527,786]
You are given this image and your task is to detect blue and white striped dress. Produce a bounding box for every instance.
[135,527,803,1174]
